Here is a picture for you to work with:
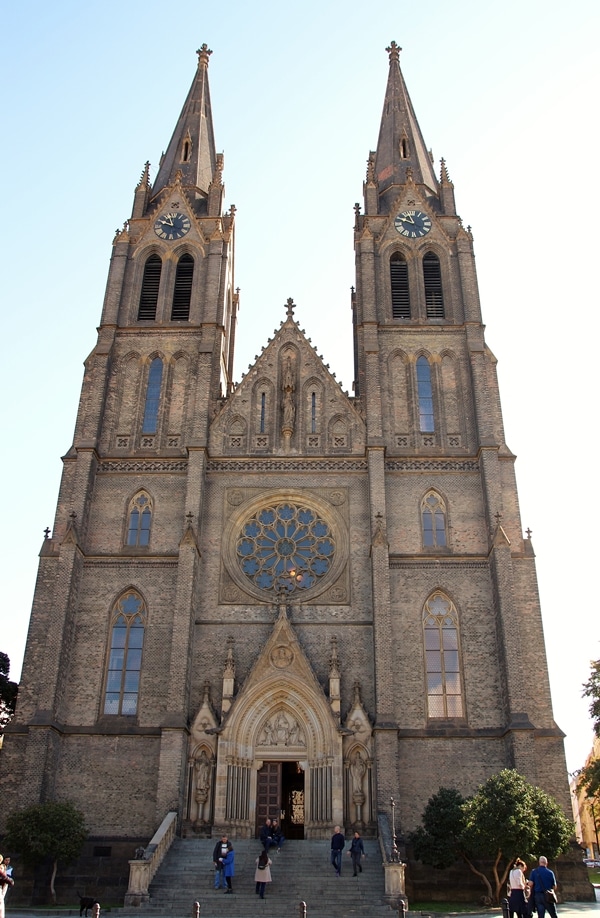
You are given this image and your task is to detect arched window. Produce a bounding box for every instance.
[260,392,266,434]
[416,356,434,432]
[421,491,447,548]
[423,591,464,718]
[137,255,162,320]
[171,254,194,320]
[182,139,191,162]
[126,491,152,547]
[142,358,163,434]
[423,252,445,318]
[103,590,146,716]
[390,253,410,318]
[311,392,317,433]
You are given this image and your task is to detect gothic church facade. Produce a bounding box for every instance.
[2,44,569,846]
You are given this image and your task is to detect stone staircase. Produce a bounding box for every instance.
[119,836,394,918]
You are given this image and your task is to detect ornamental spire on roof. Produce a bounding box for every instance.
[373,42,438,208]
[151,44,218,200]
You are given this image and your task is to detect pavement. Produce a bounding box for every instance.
[6,905,600,918]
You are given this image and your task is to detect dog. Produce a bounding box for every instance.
[77,893,100,917]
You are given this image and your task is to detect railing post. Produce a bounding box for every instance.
[92,904,101,918]
[192,900,200,918]
[299,900,307,918]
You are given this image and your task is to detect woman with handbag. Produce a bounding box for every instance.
[254,849,272,899]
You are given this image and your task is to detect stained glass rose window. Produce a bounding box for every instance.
[236,502,336,594]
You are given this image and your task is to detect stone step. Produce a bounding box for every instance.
[117,837,393,918]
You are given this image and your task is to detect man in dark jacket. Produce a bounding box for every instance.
[331,825,345,876]
[212,836,231,889]
[259,818,275,851]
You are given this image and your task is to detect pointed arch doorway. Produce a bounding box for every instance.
[255,760,305,839]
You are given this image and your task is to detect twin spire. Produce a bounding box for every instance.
[151,44,218,200]
[148,43,441,213]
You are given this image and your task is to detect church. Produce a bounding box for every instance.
[1,42,569,855]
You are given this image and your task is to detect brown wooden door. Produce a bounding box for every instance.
[255,762,282,837]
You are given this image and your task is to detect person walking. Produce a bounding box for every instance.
[212,836,231,889]
[220,843,235,894]
[528,856,558,918]
[508,858,528,918]
[0,856,13,918]
[330,825,345,877]
[254,849,272,899]
[348,831,365,877]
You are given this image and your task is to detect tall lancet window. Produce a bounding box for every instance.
[104,591,146,716]
[171,254,194,320]
[260,392,266,433]
[423,591,464,718]
[421,490,447,548]
[126,491,153,547]
[137,254,162,321]
[390,253,411,318]
[142,358,163,434]
[416,356,434,432]
[423,252,445,318]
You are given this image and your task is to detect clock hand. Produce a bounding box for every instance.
[401,214,415,224]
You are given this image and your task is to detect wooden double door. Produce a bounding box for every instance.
[255,761,305,839]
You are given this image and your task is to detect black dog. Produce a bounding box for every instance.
[77,893,99,917]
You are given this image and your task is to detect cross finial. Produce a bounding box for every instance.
[494,511,502,524]
[526,528,532,539]
[386,41,402,62]
[44,527,51,540]
[285,297,295,318]
[196,44,212,69]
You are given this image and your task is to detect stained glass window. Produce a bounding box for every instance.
[104,591,146,716]
[236,502,335,594]
[423,592,463,718]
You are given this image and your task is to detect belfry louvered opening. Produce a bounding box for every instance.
[423,252,445,318]
[137,255,162,320]
[390,252,411,318]
[171,254,194,320]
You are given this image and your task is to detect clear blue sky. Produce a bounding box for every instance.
[1,0,599,776]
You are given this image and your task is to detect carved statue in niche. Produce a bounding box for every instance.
[258,712,305,747]
[350,749,367,795]
[192,748,213,825]
[281,356,296,434]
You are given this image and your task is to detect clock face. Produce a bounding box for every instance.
[154,212,191,240]
[394,209,432,238]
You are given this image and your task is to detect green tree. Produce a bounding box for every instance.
[0,652,18,731]
[4,801,87,903]
[582,658,600,737]
[410,769,574,904]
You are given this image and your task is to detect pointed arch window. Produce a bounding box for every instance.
[423,591,464,718]
[137,254,162,321]
[390,253,411,318]
[416,356,434,432]
[260,392,266,434]
[421,491,447,548]
[142,358,163,434]
[171,254,194,320]
[423,252,445,318]
[103,591,146,716]
[126,491,152,547]
[311,392,317,433]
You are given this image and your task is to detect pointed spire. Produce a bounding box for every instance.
[151,44,218,200]
[373,42,438,210]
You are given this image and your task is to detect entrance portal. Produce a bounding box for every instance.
[255,761,305,840]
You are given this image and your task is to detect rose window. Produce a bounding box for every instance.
[236,502,336,594]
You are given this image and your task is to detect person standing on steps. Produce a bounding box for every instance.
[349,831,365,877]
[212,835,231,889]
[254,848,272,899]
[271,818,285,852]
[219,841,235,894]
[330,825,345,877]
[260,817,276,851]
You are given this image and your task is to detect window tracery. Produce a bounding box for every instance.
[423,591,463,718]
[126,491,152,547]
[103,590,146,716]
